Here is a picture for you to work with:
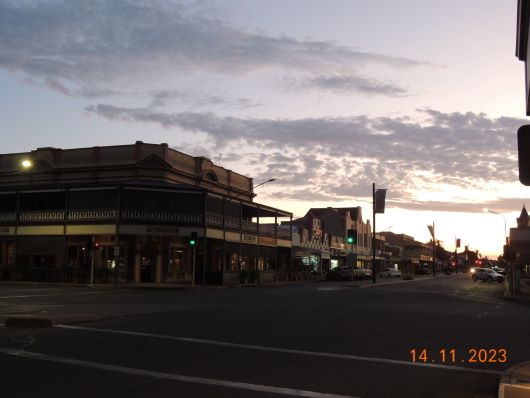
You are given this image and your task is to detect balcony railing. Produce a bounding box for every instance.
[225,216,240,229]
[7,209,290,239]
[69,209,119,222]
[241,219,257,232]
[0,212,16,223]
[277,229,291,238]
[206,212,223,226]
[19,210,66,223]
[258,224,276,237]
[121,210,203,224]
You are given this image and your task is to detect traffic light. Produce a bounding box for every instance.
[189,232,198,246]
[346,229,357,245]
[518,125,530,185]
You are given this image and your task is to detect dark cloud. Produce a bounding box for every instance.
[0,0,429,97]
[85,104,527,211]
[149,90,262,109]
[293,74,408,96]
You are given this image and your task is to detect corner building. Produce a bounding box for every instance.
[0,142,292,285]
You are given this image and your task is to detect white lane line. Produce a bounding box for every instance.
[0,291,109,299]
[0,348,357,398]
[56,325,504,376]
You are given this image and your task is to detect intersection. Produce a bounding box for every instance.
[0,274,528,398]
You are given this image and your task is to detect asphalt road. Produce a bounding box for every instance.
[0,274,529,398]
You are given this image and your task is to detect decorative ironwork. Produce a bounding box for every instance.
[19,210,66,223]
[68,209,119,221]
[206,212,223,226]
[0,212,16,223]
[121,210,203,223]
[225,217,240,229]
[277,229,291,238]
[241,219,257,232]
[258,224,276,236]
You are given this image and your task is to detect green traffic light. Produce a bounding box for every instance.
[189,239,196,246]
[347,237,353,244]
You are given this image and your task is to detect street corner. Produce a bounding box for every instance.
[499,361,530,398]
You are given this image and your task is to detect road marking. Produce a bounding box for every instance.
[0,348,358,398]
[0,291,110,299]
[56,325,505,376]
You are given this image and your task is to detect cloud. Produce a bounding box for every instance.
[149,90,262,109]
[85,104,526,211]
[289,74,409,96]
[0,0,429,97]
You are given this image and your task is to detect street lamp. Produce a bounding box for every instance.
[485,208,513,295]
[230,178,276,201]
[252,178,276,190]
[1,159,34,176]
[485,209,508,245]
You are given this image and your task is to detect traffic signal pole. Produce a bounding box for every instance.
[192,244,196,288]
[372,183,376,284]
[90,235,95,287]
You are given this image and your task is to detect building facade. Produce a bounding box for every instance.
[0,142,292,285]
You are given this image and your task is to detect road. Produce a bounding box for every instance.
[0,274,529,398]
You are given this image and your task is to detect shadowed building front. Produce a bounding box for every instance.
[0,142,292,285]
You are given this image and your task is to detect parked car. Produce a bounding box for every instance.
[326,266,353,281]
[353,267,372,280]
[490,266,506,275]
[415,264,431,275]
[471,267,504,283]
[380,267,401,278]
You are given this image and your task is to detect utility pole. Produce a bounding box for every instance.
[192,244,196,288]
[372,183,376,284]
[432,222,436,277]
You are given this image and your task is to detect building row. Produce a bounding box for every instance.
[0,142,447,285]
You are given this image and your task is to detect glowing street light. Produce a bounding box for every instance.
[21,159,33,169]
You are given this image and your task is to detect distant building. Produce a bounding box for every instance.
[0,142,292,285]
[380,232,432,273]
[510,206,530,276]
[286,206,385,270]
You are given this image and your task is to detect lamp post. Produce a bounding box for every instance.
[487,210,507,245]
[486,209,512,295]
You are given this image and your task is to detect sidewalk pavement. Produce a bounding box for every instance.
[499,361,530,398]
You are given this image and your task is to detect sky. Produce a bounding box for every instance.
[1,0,529,257]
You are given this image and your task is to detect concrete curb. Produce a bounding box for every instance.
[355,273,460,288]
[4,313,101,328]
[498,361,530,398]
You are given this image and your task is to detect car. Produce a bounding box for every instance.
[326,266,353,281]
[415,264,431,275]
[471,267,504,283]
[380,267,401,278]
[353,267,372,280]
[490,266,506,275]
